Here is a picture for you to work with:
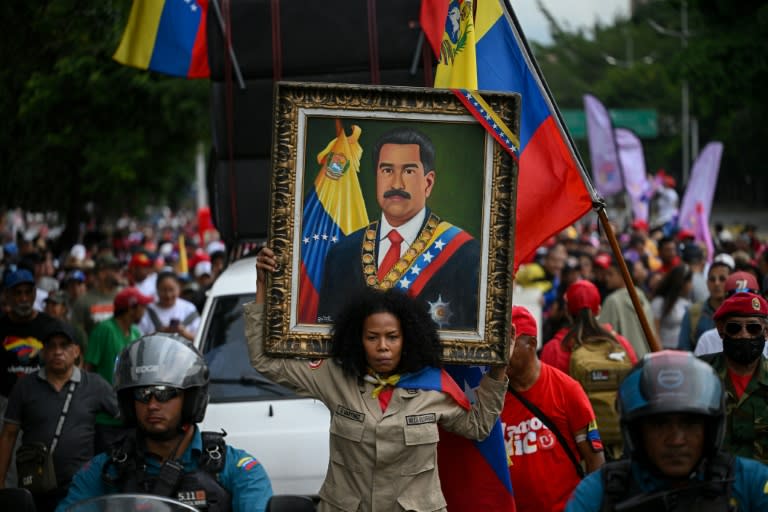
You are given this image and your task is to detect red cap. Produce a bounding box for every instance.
[565,280,601,316]
[713,292,768,321]
[594,252,613,270]
[657,169,676,188]
[128,252,153,268]
[188,249,211,273]
[114,287,154,312]
[676,229,695,241]
[631,219,649,232]
[725,271,760,294]
[511,306,538,338]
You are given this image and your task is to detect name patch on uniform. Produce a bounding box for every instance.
[336,405,365,423]
[177,489,207,507]
[406,413,436,425]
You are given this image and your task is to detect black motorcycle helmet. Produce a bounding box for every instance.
[113,334,209,427]
[617,350,725,460]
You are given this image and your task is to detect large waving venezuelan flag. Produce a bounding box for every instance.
[474,0,593,267]
[113,0,209,78]
[298,121,369,324]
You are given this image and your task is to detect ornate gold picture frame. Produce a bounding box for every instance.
[264,82,519,365]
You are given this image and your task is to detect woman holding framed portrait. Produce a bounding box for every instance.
[244,248,509,511]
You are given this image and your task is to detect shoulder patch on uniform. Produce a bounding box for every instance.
[308,359,324,369]
[335,405,365,422]
[406,413,437,425]
[236,456,260,471]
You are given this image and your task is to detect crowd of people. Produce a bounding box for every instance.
[1,203,768,511]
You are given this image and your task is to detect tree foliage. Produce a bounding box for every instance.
[532,0,768,205]
[0,0,208,245]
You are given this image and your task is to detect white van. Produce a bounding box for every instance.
[193,256,330,495]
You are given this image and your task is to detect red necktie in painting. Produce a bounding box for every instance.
[377,229,404,281]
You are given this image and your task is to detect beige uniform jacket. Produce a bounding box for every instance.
[244,303,507,512]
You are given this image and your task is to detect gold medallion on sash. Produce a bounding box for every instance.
[362,213,442,290]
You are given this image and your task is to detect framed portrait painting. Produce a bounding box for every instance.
[264,82,520,365]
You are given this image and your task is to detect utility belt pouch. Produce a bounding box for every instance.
[16,442,57,493]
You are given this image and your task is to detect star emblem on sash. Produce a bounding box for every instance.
[427,295,453,328]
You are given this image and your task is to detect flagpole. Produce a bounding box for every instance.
[499,0,660,352]
[597,207,661,353]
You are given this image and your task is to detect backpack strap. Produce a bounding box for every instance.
[181,309,199,328]
[102,432,140,491]
[200,430,228,475]
[147,307,163,331]
[600,459,632,512]
[701,451,736,507]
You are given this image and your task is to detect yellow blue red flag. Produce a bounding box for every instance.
[113,0,210,78]
[474,0,592,268]
[298,121,369,324]
[425,0,593,269]
[434,0,478,89]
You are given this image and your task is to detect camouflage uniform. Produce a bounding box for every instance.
[701,353,768,463]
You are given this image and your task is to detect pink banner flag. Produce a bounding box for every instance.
[584,94,623,197]
[696,202,715,263]
[678,142,724,237]
[614,128,650,223]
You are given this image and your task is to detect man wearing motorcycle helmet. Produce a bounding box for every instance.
[701,291,768,463]
[56,334,273,512]
[566,350,768,512]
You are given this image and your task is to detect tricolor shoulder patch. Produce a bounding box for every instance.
[587,420,603,452]
[308,359,324,369]
[237,456,260,471]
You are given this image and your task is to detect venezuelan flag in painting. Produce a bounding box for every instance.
[113,0,209,78]
[298,121,369,324]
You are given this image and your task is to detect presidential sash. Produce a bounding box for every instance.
[362,213,474,297]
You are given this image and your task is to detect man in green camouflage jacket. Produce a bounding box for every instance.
[700,291,768,463]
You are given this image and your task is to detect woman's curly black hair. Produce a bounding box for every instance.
[329,287,443,377]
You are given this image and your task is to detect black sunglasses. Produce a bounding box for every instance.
[133,385,181,404]
[724,321,764,337]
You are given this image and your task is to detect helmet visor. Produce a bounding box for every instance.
[114,335,208,391]
[619,351,723,421]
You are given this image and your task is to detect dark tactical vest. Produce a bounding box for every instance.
[102,431,232,512]
[600,452,736,512]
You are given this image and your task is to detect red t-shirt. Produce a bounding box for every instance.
[727,368,752,400]
[540,324,639,374]
[501,363,597,512]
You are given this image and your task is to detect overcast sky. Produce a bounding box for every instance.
[513,0,630,43]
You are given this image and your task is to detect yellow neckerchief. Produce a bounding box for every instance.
[363,369,401,398]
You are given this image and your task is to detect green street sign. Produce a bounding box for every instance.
[561,109,658,139]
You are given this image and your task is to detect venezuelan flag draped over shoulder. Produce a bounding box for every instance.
[474,0,592,267]
[113,0,210,78]
[298,121,369,324]
[398,367,470,409]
